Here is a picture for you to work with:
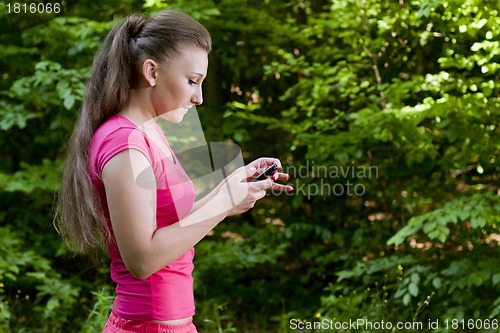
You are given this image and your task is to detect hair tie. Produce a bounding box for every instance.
[134,35,147,43]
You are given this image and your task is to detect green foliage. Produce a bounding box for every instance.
[0,226,82,332]
[0,5,114,332]
[226,0,500,329]
[78,287,114,333]
[388,191,500,245]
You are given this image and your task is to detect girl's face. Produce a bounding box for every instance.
[151,46,208,123]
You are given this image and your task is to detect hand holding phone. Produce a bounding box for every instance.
[252,163,279,182]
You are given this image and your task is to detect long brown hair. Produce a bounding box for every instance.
[54,10,211,258]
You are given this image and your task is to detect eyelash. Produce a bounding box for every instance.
[188,80,197,86]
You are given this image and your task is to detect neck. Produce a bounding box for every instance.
[119,88,156,125]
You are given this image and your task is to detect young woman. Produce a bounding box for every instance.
[55,10,292,333]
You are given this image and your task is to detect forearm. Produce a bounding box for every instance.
[190,180,223,212]
[134,195,228,278]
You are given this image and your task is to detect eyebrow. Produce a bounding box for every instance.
[191,72,206,78]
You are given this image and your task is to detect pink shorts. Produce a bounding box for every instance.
[102,310,198,333]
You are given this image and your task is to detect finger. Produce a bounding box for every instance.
[272,172,290,181]
[270,183,294,192]
[233,165,258,180]
[255,189,267,200]
[251,177,274,190]
[250,157,283,171]
[246,164,259,178]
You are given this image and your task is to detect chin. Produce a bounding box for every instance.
[160,108,188,123]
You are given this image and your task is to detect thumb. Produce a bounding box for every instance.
[246,165,259,178]
[253,177,273,190]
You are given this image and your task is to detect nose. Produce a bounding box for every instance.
[191,87,203,105]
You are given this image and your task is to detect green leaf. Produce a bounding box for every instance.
[63,95,75,110]
[493,274,500,286]
[408,282,419,297]
[432,277,442,289]
[403,293,412,306]
[394,287,407,299]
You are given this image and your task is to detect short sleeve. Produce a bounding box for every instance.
[94,126,153,174]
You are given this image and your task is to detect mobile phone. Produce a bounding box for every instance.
[252,163,279,181]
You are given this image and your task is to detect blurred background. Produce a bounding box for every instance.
[0,0,499,332]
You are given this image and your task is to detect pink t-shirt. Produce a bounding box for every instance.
[89,115,196,321]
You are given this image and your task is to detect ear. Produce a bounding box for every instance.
[142,59,158,87]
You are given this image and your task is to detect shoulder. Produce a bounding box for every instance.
[91,115,152,173]
[93,115,144,145]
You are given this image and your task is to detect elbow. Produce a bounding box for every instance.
[124,260,154,280]
[131,270,152,280]
[121,248,179,280]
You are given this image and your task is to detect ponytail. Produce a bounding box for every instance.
[54,14,147,259]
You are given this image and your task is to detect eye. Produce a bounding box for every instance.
[188,79,197,86]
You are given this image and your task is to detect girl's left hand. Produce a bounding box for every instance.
[246,157,294,192]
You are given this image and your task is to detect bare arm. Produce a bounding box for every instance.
[102,149,291,279]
